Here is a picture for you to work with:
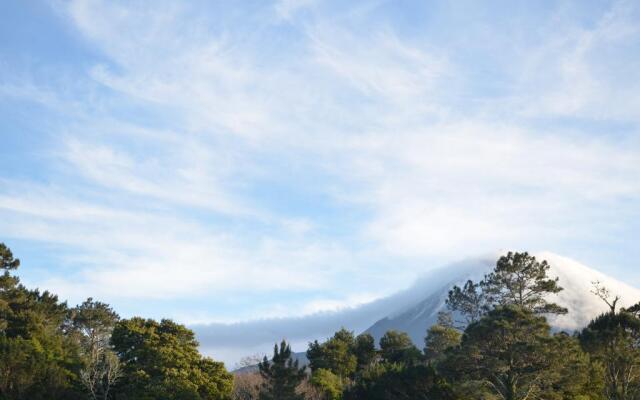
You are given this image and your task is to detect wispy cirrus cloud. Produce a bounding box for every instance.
[1,0,640,365]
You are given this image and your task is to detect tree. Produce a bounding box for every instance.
[591,281,621,313]
[482,251,567,314]
[0,243,20,271]
[0,243,83,400]
[310,369,342,400]
[199,358,237,399]
[258,340,305,400]
[0,334,80,400]
[234,353,265,371]
[354,334,376,371]
[444,306,541,400]
[379,330,422,365]
[580,310,640,400]
[111,317,232,400]
[542,332,605,400]
[446,280,487,326]
[0,243,21,333]
[424,312,461,364]
[232,372,262,400]
[307,329,357,379]
[79,351,121,400]
[69,298,121,400]
[344,363,454,400]
[447,252,567,326]
[297,378,325,400]
[443,305,595,400]
[307,340,327,370]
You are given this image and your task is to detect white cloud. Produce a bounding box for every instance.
[60,137,252,216]
[311,29,450,103]
[0,183,355,305]
[515,0,640,120]
[1,0,639,343]
[340,120,640,256]
[275,0,318,20]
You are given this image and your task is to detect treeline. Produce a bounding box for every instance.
[0,243,232,400]
[3,243,640,400]
[239,252,640,400]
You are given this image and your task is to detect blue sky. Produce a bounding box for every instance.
[1,0,640,336]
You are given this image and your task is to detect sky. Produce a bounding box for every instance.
[1,0,640,364]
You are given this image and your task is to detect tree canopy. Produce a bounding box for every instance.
[307,328,358,379]
[0,243,233,400]
[580,308,640,400]
[259,340,306,400]
[441,305,598,400]
[1,243,639,400]
[111,317,232,400]
[447,252,567,327]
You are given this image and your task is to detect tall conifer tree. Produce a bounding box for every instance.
[259,340,306,400]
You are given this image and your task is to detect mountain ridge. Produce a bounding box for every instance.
[195,251,640,367]
[363,251,640,345]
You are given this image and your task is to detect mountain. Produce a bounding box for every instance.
[364,252,640,345]
[194,252,640,367]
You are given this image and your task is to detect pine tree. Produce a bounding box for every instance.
[482,252,567,314]
[0,243,84,400]
[580,310,640,400]
[259,340,306,400]
[447,252,567,326]
[0,243,20,271]
[441,305,596,400]
[344,363,455,400]
[446,280,487,326]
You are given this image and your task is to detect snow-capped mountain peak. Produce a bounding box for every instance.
[364,251,640,344]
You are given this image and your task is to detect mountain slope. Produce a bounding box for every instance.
[364,252,640,345]
[195,252,640,366]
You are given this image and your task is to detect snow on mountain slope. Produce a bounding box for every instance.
[542,252,640,330]
[194,252,640,366]
[365,251,640,345]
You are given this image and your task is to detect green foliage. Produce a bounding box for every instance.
[307,328,358,378]
[306,330,376,399]
[111,317,233,400]
[379,330,422,365]
[541,333,605,400]
[68,298,119,345]
[0,334,80,400]
[344,363,455,400]
[446,280,487,325]
[580,310,640,400]
[353,333,376,370]
[310,369,342,400]
[442,306,551,400]
[0,244,636,400]
[0,243,82,400]
[424,313,461,364]
[447,252,567,326]
[0,243,20,271]
[442,305,596,400]
[482,252,567,314]
[258,340,305,400]
[0,244,234,400]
